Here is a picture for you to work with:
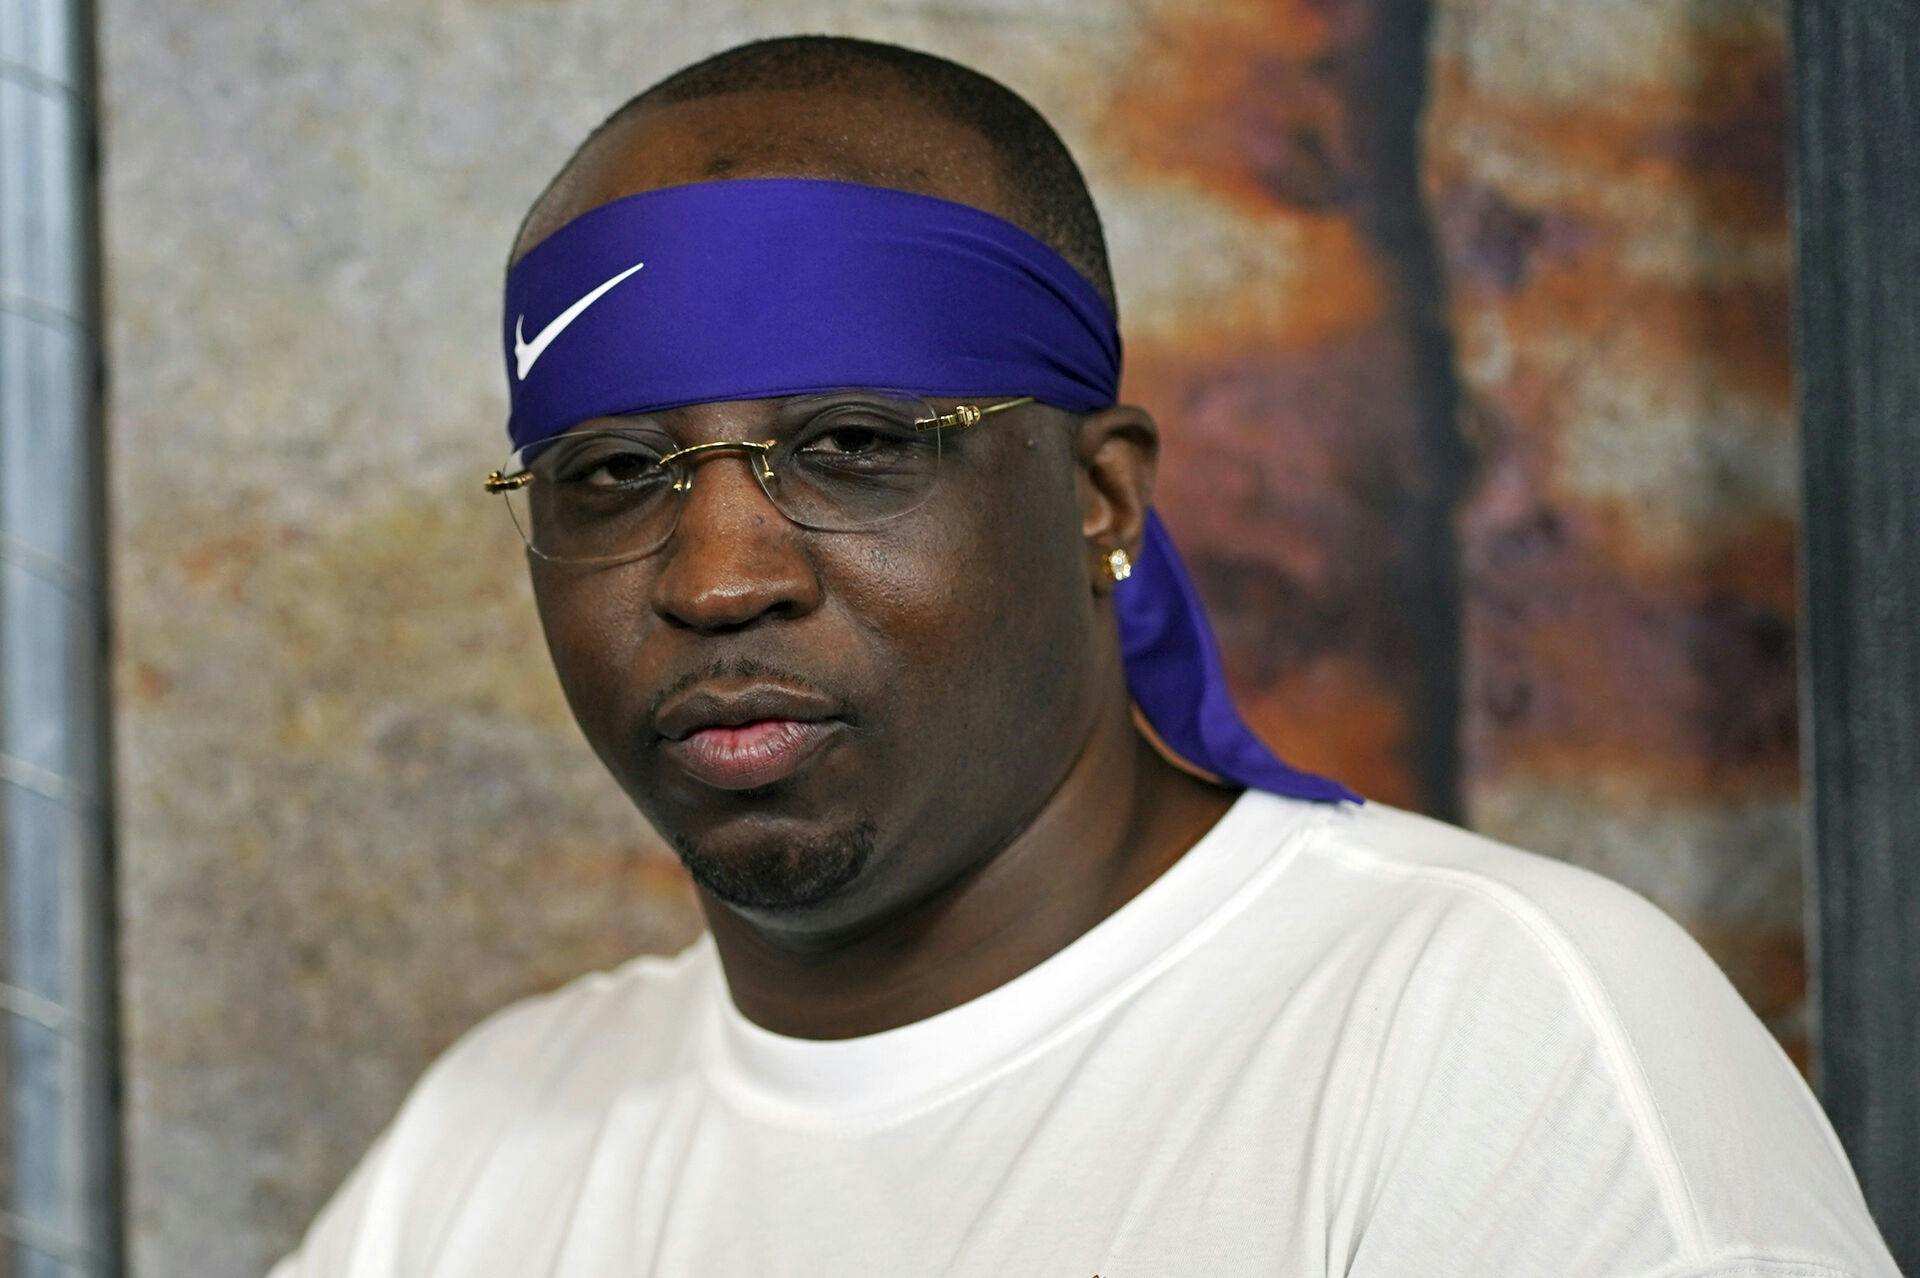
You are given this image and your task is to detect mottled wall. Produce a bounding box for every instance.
[1427,0,1803,1055]
[99,1,1797,1274]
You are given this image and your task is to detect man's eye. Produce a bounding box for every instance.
[552,443,666,487]
[802,426,890,456]
[791,409,925,466]
[585,452,660,486]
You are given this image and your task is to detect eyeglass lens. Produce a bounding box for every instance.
[503,394,945,564]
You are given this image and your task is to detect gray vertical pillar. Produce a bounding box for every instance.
[1791,0,1920,1267]
[0,0,120,1272]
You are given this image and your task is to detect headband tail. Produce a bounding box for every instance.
[1118,511,1362,804]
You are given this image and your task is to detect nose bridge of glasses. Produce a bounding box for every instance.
[660,439,794,551]
[658,438,779,492]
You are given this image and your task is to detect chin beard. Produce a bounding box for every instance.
[670,819,876,912]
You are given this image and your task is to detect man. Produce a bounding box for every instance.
[273,36,1898,1277]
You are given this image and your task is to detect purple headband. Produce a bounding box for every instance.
[503,178,1358,805]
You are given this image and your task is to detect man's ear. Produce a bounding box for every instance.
[1072,404,1159,594]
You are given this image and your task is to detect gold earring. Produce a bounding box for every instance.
[1105,547,1133,583]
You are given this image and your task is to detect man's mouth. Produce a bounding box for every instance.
[653,683,846,792]
[665,718,843,791]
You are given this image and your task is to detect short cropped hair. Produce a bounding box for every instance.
[527,35,1118,316]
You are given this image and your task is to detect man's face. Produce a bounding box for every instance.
[518,89,1130,935]
[528,386,1104,929]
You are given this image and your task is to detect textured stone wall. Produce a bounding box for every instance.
[1108,0,1469,813]
[99,1,1797,1273]
[1426,0,1804,1057]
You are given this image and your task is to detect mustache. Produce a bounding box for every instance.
[645,656,847,726]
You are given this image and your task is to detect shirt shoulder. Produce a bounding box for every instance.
[428,941,710,1097]
[1292,802,1896,1276]
[269,942,715,1277]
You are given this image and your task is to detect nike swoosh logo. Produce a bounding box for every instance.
[513,260,647,381]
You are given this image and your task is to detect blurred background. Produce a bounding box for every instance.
[0,0,1911,1274]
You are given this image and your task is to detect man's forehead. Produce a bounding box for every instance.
[515,87,1015,264]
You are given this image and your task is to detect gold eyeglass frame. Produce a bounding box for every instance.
[481,395,1035,496]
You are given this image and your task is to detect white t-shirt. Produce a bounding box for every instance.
[271,794,1899,1276]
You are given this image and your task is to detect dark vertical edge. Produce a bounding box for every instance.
[1789,0,1920,1264]
[75,0,127,1267]
[1358,0,1470,822]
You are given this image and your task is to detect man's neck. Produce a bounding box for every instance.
[700,699,1237,1040]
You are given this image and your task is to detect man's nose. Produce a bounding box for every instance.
[648,450,823,632]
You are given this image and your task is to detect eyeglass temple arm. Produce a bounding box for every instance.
[913,396,1035,432]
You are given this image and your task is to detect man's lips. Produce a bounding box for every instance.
[652,682,846,791]
[663,718,843,791]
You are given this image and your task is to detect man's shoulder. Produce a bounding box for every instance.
[1272,800,1887,1269]
[407,939,713,1120]
[1291,799,1786,1110]
[1307,798,1664,916]
[269,942,718,1277]
[1290,799,1731,996]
